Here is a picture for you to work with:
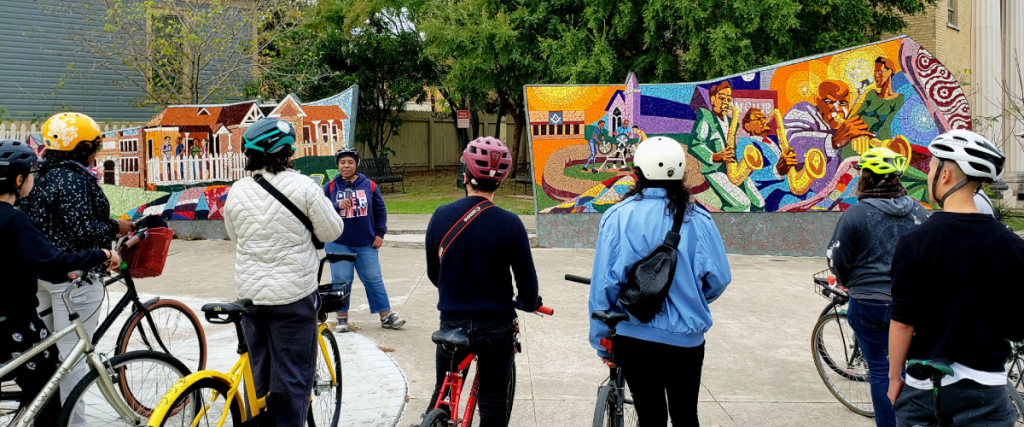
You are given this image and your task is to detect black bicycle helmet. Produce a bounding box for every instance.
[243,117,296,154]
[335,145,359,164]
[0,139,38,193]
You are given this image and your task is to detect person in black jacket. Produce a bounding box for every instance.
[888,130,1024,426]
[0,140,119,426]
[423,137,540,427]
[20,113,133,424]
[826,147,925,427]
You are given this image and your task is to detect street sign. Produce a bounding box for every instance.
[457,110,470,129]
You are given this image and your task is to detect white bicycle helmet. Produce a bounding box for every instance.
[928,129,1004,181]
[927,129,1005,206]
[632,136,686,181]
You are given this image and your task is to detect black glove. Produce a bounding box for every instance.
[135,214,168,230]
[515,295,543,312]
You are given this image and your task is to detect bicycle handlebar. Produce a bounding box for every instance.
[535,306,554,316]
[564,274,591,285]
[117,227,151,252]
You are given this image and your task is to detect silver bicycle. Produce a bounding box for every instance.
[0,271,189,427]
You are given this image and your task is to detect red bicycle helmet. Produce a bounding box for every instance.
[462,136,512,183]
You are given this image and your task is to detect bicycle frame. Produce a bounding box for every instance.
[432,352,480,426]
[149,321,336,426]
[1,283,143,426]
[316,323,338,387]
[96,272,172,354]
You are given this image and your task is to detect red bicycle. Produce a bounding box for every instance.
[419,304,554,427]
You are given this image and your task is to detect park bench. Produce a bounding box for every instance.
[511,164,533,196]
[362,157,405,193]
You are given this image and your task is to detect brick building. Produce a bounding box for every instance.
[901,0,1024,198]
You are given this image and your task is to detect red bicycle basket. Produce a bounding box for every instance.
[123,227,173,278]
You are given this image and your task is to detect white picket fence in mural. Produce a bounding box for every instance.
[295,140,344,158]
[147,152,250,185]
[0,122,138,142]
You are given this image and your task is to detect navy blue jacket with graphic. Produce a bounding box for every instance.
[322,173,387,247]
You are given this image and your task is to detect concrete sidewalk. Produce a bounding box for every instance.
[132,238,873,427]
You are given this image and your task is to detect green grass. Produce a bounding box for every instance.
[101,185,168,219]
[1004,217,1024,232]
[383,169,536,215]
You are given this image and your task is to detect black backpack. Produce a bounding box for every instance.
[618,217,682,323]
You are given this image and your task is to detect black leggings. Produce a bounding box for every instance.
[616,336,705,427]
[1,312,62,425]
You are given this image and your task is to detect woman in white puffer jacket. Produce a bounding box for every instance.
[223,117,344,426]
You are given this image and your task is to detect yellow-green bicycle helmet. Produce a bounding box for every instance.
[857,147,908,177]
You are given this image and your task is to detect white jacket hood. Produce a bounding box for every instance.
[225,170,344,305]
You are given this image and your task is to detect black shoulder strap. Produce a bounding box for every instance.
[437,200,495,263]
[664,216,683,247]
[254,174,323,248]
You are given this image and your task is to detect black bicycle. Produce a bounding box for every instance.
[565,274,638,427]
[1009,341,1024,426]
[810,269,872,416]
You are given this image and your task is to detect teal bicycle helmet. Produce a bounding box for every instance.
[243,118,296,154]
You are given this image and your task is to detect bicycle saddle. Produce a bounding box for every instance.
[201,299,253,324]
[908,358,954,380]
[592,310,630,327]
[431,328,470,349]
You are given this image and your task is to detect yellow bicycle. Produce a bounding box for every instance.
[146,253,354,427]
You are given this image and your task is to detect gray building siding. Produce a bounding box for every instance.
[0,0,249,123]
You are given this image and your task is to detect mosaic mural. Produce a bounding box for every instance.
[525,37,970,214]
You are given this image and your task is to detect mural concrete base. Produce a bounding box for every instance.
[537,212,841,257]
[167,220,228,241]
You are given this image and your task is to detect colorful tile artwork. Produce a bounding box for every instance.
[525,37,970,214]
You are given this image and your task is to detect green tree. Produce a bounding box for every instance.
[541,0,939,84]
[251,0,435,158]
[59,0,303,106]
[420,0,585,178]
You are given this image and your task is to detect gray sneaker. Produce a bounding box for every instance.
[335,316,349,333]
[380,312,406,330]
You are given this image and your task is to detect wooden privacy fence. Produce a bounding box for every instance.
[349,111,529,169]
[147,152,249,185]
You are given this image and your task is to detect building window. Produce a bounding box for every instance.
[556,125,563,136]
[320,124,330,142]
[532,125,539,135]
[120,139,139,153]
[548,125,554,135]
[147,139,154,158]
[947,0,957,26]
[574,124,580,135]
[331,124,339,142]
[303,126,311,143]
[540,125,547,136]
[120,157,139,173]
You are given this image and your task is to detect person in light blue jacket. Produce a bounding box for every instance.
[588,136,732,427]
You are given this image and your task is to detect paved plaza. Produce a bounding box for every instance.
[96,214,881,427]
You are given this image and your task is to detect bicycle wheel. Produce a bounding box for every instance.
[118,298,207,373]
[419,408,451,427]
[1009,381,1024,427]
[310,327,342,427]
[812,312,873,417]
[59,350,189,427]
[151,377,243,427]
[593,385,623,427]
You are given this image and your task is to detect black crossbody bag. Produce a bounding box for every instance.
[253,174,325,250]
[618,217,683,323]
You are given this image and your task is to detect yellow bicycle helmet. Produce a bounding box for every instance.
[41,112,101,151]
[856,147,907,177]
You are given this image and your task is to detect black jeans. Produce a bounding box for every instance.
[428,318,516,427]
[894,379,1016,427]
[241,293,319,427]
[616,335,705,427]
[0,312,61,426]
